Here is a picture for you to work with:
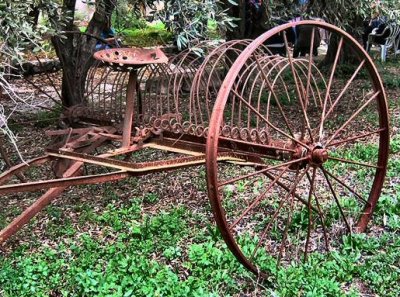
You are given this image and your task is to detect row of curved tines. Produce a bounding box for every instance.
[85,39,299,144]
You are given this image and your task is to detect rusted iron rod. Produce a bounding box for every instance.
[0,155,50,186]
[0,162,83,244]
[46,149,245,173]
[122,71,137,147]
[0,171,130,195]
[0,133,112,244]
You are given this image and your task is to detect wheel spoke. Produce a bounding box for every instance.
[327,128,385,148]
[218,156,309,188]
[306,170,330,251]
[283,31,314,142]
[264,171,319,213]
[251,170,304,259]
[278,167,309,264]
[304,167,316,260]
[303,27,316,143]
[304,27,315,107]
[321,167,351,233]
[229,166,290,231]
[325,90,381,146]
[328,156,380,169]
[230,89,310,150]
[323,60,366,122]
[319,37,344,141]
[322,167,370,206]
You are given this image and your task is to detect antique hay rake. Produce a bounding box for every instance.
[0,21,389,277]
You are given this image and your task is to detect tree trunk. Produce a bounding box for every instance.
[224,0,246,41]
[321,17,364,66]
[28,6,40,27]
[53,0,116,107]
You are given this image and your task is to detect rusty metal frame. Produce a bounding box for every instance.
[0,21,390,279]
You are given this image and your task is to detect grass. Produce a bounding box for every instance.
[3,130,399,295]
[121,22,173,48]
[118,19,221,48]
[1,197,399,296]
[0,201,250,296]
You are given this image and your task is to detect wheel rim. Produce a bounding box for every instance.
[206,20,389,277]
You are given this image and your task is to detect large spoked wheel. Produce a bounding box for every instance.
[206,21,389,277]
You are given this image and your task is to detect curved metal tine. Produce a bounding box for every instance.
[150,62,169,117]
[304,27,316,114]
[264,57,323,133]
[101,65,108,112]
[166,63,179,119]
[305,170,330,251]
[254,56,296,138]
[294,62,313,141]
[228,43,259,128]
[249,56,284,129]
[321,167,351,233]
[218,156,309,188]
[290,59,327,137]
[189,55,208,127]
[141,64,155,118]
[304,167,316,261]
[229,165,291,231]
[277,166,309,266]
[283,31,314,142]
[184,64,201,125]
[173,54,197,123]
[175,52,202,125]
[296,58,328,109]
[318,36,344,141]
[119,72,129,119]
[202,41,248,122]
[233,47,261,129]
[325,90,380,146]
[110,71,126,117]
[84,63,96,109]
[145,63,168,117]
[230,89,311,150]
[85,63,109,99]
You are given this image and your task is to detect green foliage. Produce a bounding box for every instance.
[122,23,173,47]
[33,106,62,128]
[112,0,148,32]
[1,181,400,296]
[0,202,245,296]
[356,235,400,296]
[383,74,400,89]
[154,0,236,49]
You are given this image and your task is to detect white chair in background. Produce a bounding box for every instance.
[367,23,400,62]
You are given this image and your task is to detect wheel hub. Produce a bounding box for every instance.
[291,144,328,168]
[310,147,328,166]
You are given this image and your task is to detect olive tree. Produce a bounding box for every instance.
[0,0,59,157]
